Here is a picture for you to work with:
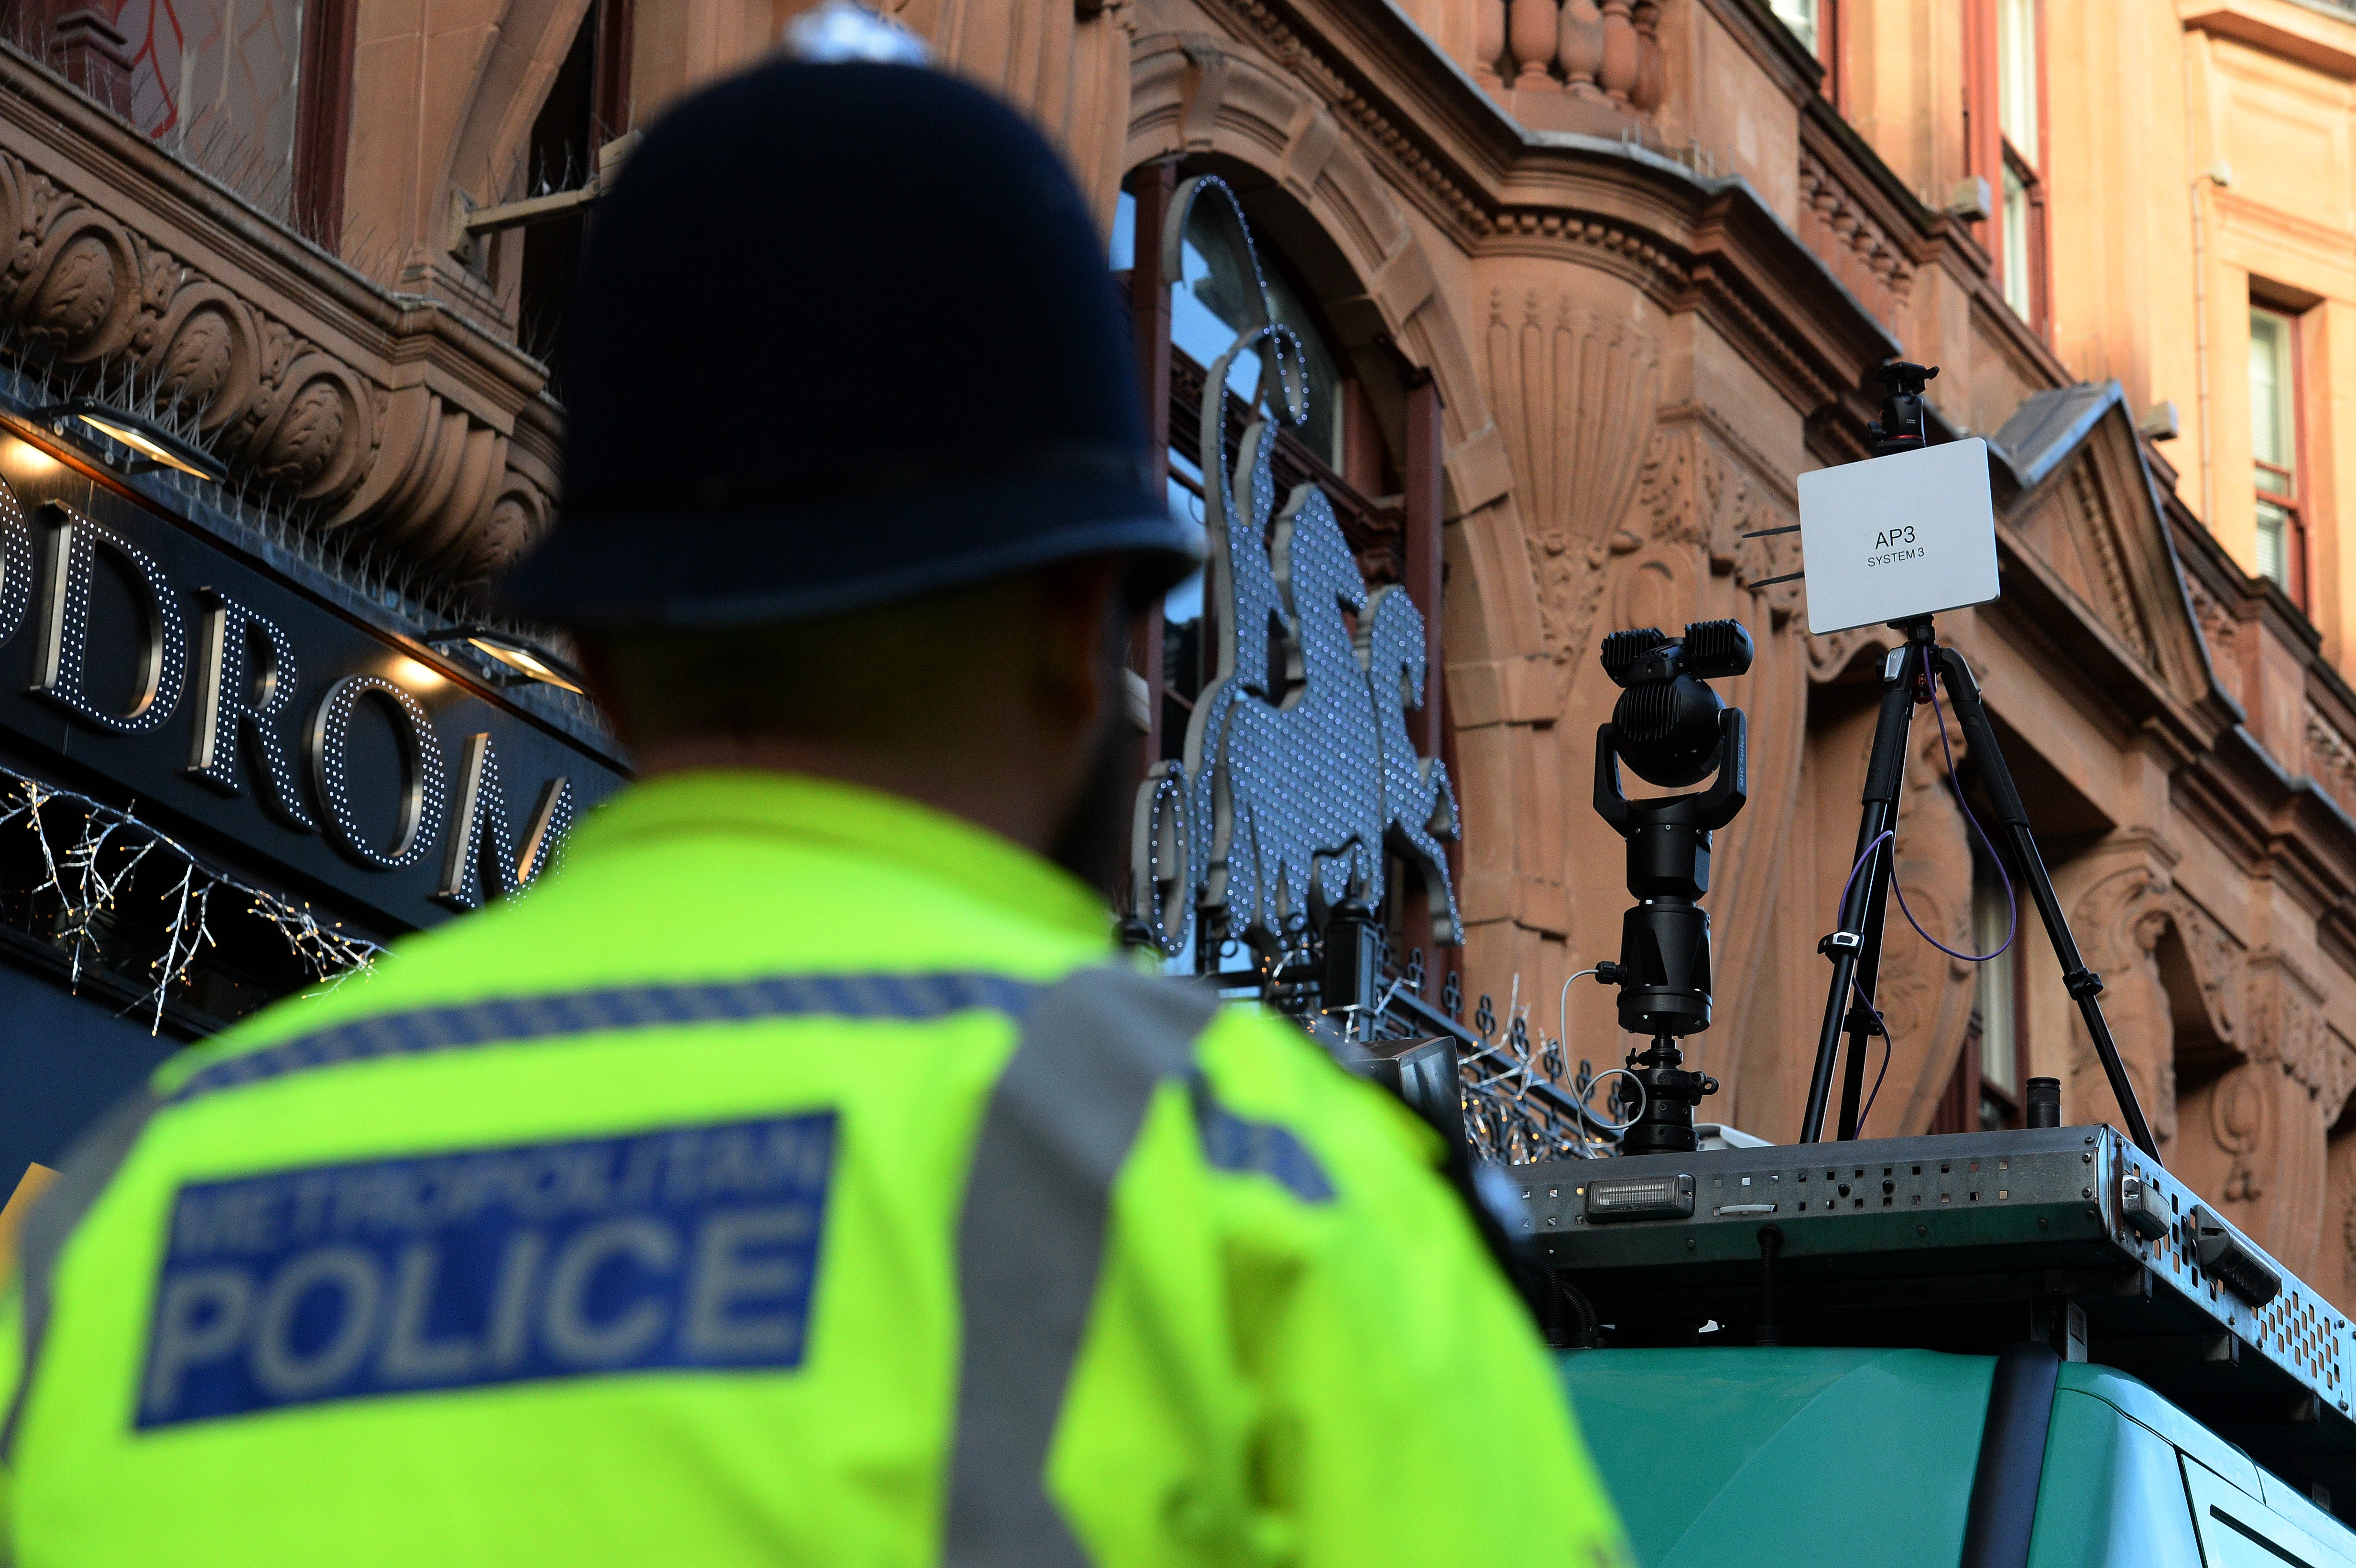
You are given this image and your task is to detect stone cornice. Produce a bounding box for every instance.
[1200,0,1902,423]
[1792,98,2079,403]
[2182,0,2356,79]
[0,42,556,588]
[2162,500,2356,953]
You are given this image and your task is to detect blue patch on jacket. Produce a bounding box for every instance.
[1192,1085,1335,1203]
[138,1111,836,1428]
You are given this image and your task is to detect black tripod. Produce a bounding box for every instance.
[1799,366,2161,1160]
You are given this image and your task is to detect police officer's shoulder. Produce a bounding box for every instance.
[141,866,613,1109]
[1188,1003,1446,1188]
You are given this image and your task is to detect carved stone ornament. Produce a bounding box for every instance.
[0,58,558,588]
[1126,176,1461,960]
[1483,285,1658,677]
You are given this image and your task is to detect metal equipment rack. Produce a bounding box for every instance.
[1526,1123,2356,1521]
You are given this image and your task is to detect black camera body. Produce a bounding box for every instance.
[1600,621,1756,787]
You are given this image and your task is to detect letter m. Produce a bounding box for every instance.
[435,733,575,911]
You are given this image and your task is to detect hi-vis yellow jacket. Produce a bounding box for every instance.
[0,771,1630,1566]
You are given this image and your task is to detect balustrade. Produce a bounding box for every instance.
[1471,0,1663,120]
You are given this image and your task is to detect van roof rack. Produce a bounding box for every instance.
[1527,1123,2356,1523]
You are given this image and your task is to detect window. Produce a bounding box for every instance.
[1999,165,2032,319]
[1154,190,1358,725]
[1933,847,2026,1135]
[110,0,344,232]
[1769,0,1818,52]
[2249,304,2306,603]
[1767,0,1843,102]
[1997,0,2038,154]
[513,0,633,392]
[1977,0,2046,328]
[1168,198,1346,468]
[1113,171,1440,979]
[1111,179,1364,651]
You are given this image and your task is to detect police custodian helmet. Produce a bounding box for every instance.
[497,33,1200,629]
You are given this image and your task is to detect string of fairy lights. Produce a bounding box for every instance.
[4,743,1619,1156]
[1250,936,1624,1163]
[0,763,381,1034]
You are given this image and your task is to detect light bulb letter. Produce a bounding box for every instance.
[304,674,448,871]
[0,476,31,648]
[185,588,316,831]
[30,503,187,734]
[434,732,575,911]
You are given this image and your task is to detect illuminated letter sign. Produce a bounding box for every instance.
[0,433,622,935]
[436,733,574,911]
[0,480,29,647]
[184,588,316,831]
[305,675,451,872]
[31,503,187,734]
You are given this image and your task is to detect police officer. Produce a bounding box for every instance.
[0,38,1632,1568]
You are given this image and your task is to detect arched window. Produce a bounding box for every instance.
[1166,196,1346,467]
[1112,173,1414,729]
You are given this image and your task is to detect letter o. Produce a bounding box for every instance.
[305,674,447,870]
[250,1246,381,1400]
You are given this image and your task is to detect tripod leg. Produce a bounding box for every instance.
[1931,645,2163,1161]
[1804,937,1865,1144]
[1836,1028,1869,1140]
[1836,842,1897,1139]
[1802,651,1918,1143]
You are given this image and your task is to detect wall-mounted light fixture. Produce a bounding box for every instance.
[28,399,228,482]
[421,626,587,694]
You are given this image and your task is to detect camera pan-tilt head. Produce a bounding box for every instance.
[1865,360,1937,456]
[1796,359,2160,1159]
[1593,620,1753,1156]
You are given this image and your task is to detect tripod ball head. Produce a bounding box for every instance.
[1865,360,1939,456]
[1601,620,1755,788]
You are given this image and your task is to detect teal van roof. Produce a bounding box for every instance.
[1560,1348,2356,1567]
[1560,1347,1994,1568]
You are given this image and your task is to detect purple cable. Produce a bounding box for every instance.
[1890,644,2018,963]
[1825,645,2022,1130]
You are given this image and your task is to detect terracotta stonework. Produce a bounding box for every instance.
[0,44,559,586]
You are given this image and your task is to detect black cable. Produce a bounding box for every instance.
[1552,1275,1606,1350]
[1851,974,1895,1133]
[1756,1226,1783,1347]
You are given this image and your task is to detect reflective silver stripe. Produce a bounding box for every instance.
[945,967,1218,1567]
[2,1087,160,1457]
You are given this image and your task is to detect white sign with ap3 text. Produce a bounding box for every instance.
[1795,437,2001,636]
